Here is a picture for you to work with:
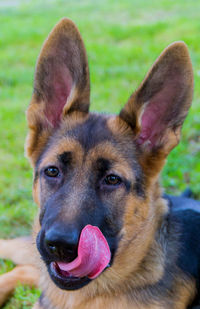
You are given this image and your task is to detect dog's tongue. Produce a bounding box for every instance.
[57,225,111,279]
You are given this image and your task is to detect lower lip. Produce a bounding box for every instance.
[51,262,81,280]
[48,262,91,290]
[53,262,78,278]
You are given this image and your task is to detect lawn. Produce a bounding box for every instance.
[0,0,199,307]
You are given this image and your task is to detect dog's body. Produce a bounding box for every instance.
[0,18,200,309]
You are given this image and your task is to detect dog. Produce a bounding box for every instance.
[0,18,200,309]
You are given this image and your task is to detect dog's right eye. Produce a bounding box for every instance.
[44,166,60,178]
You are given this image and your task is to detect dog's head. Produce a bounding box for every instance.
[26,18,193,291]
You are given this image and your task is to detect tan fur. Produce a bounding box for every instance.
[0,265,39,307]
[0,237,39,306]
[0,237,34,265]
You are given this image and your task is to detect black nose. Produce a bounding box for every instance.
[44,226,79,262]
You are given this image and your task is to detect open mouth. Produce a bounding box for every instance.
[47,225,111,290]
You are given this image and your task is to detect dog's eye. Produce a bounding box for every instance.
[104,174,122,186]
[44,166,60,178]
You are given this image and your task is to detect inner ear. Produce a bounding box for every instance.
[120,42,193,154]
[137,75,184,147]
[36,59,73,127]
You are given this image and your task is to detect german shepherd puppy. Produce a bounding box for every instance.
[0,18,200,309]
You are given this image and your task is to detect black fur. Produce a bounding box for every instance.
[164,194,200,307]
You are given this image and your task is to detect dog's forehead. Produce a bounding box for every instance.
[63,112,115,150]
[38,112,138,167]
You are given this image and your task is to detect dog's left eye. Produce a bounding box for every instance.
[104,174,122,186]
[44,166,60,177]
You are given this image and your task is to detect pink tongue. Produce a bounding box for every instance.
[57,225,111,279]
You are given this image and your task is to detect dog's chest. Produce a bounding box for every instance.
[41,291,191,309]
[41,278,195,309]
[42,295,159,309]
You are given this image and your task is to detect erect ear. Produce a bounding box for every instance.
[119,42,193,175]
[26,18,90,162]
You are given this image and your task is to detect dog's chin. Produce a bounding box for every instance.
[48,262,91,290]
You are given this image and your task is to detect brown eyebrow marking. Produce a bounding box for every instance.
[86,142,135,179]
[58,151,72,165]
[87,142,145,197]
[38,137,84,169]
[96,158,111,172]
[94,158,111,180]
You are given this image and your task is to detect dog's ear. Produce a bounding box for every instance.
[119,42,193,176]
[26,18,90,162]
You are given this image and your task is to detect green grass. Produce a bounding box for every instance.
[3,286,40,309]
[0,0,199,307]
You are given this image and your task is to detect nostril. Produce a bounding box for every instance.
[46,241,58,254]
[45,237,59,256]
[44,227,79,261]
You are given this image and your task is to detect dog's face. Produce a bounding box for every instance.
[26,19,193,291]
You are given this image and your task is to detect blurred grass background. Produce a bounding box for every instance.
[0,0,199,307]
